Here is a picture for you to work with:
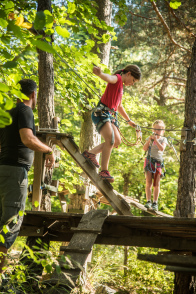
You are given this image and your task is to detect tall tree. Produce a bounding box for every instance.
[173,37,196,294]
[37,0,55,129]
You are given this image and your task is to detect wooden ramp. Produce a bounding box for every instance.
[95,190,172,218]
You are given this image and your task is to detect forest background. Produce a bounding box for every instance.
[0,0,195,293]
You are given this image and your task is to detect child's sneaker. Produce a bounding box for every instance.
[144,201,152,209]
[99,170,114,183]
[152,202,158,211]
[82,150,100,168]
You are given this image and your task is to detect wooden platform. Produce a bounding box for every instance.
[20,211,196,252]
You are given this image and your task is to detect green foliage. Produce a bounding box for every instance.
[89,245,174,293]
[170,1,181,9]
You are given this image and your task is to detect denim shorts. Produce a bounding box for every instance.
[92,111,119,133]
[0,165,28,249]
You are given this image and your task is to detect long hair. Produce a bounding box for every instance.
[114,64,141,80]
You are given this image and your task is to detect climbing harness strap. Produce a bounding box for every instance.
[93,101,142,147]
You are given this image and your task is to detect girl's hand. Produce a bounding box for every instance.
[93,66,102,77]
[128,121,136,128]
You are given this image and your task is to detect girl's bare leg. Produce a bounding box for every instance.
[153,174,161,202]
[89,122,121,171]
[145,171,153,201]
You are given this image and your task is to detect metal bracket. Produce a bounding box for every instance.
[180,127,187,152]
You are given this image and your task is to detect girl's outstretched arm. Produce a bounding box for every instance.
[117,102,136,128]
[93,66,118,84]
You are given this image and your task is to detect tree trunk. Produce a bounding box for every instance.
[37,0,55,212]
[79,0,112,154]
[77,0,112,214]
[173,38,196,294]
[22,0,55,283]
[37,0,54,129]
[122,172,131,196]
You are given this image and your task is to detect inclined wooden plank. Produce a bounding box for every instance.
[114,190,172,218]
[60,137,133,216]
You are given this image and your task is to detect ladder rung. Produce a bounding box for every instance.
[70,227,101,234]
[60,247,91,254]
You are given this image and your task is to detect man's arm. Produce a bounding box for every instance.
[19,128,55,168]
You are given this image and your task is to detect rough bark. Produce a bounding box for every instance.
[37,0,55,129]
[79,0,112,154]
[22,0,55,282]
[173,37,196,294]
[122,172,131,196]
[37,0,55,212]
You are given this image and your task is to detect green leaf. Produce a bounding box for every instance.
[56,26,70,38]
[0,234,5,243]
[0,18,8,28]
[44,10,54,29]
[0,83,9,92]
[45,29,54,35]
[45,264,53,273]
[0,109,12,127]
[18,210,24,217]
[34,11,46,30]
[3,225,10,234]
[10,89,28,100]
[4,99,13,110]
[34,201,39,208]
[7,21,25,42]
[31,39,56,54]
[5,1,14,11]
[3,61,17,68]
[0,9,6,19]
[170,1,181,9]
[67,2,76,14]
[56,265,61,275]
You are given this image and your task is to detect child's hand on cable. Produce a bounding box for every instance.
[93,66,102,77]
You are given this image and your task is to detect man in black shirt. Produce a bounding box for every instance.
[0,79,55,272]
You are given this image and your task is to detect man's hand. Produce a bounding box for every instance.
[45,153,55,170]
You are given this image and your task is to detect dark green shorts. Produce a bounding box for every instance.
[0,165,28,249]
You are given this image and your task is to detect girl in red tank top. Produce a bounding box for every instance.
[82,64,141,183]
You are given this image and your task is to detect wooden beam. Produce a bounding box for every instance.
[137,253,196,268]
[19,211,196,251]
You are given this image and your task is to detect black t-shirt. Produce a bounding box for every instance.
[0,102,36,171]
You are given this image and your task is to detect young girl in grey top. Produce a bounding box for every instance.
[143,120,167,211]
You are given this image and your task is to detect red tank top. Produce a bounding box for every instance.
[100,74,123,111]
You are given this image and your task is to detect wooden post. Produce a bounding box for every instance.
[32,152,44,211]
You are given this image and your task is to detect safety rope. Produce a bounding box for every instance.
[117,127,142,146]
[167,137,180,162]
